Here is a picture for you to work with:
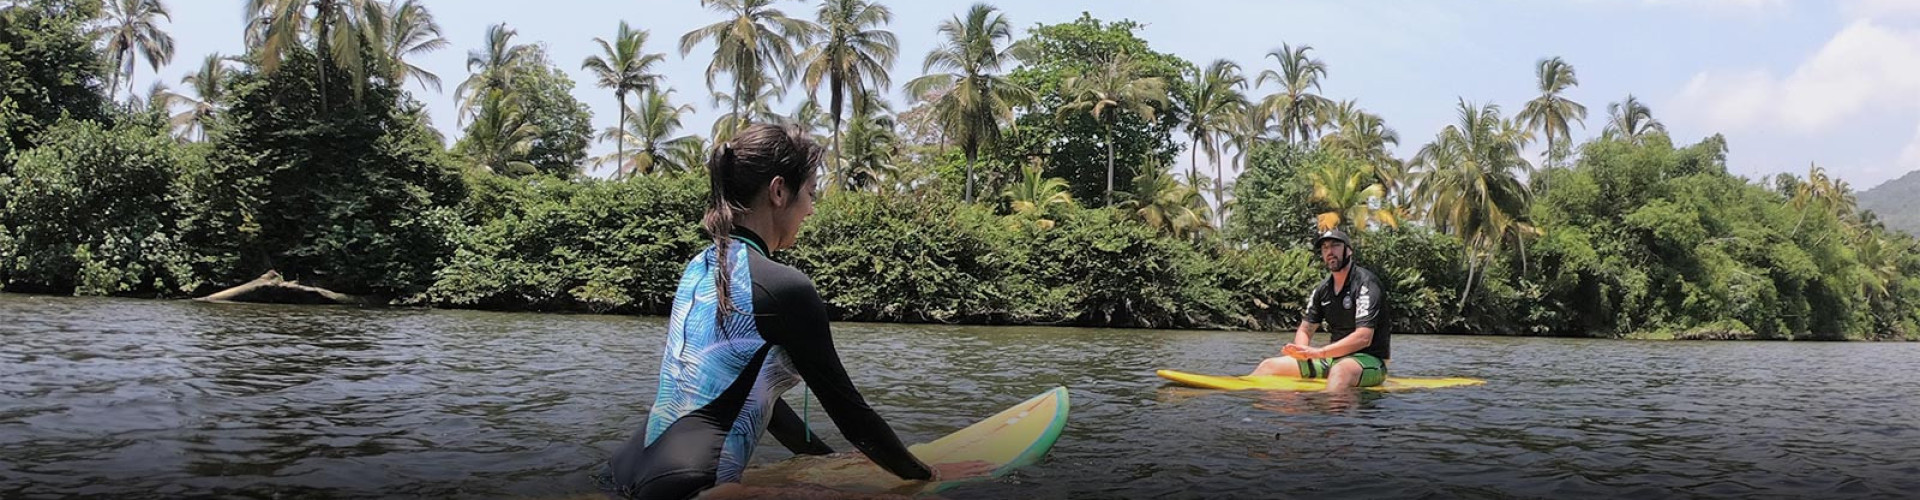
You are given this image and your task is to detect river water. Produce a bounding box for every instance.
[2,294,1916,499]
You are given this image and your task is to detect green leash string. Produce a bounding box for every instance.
[802,386,813,443]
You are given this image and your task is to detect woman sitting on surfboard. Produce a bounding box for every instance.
[1248,228,1392,389]
[602,124,989,499]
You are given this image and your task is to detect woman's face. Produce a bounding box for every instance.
[769,174,818,250]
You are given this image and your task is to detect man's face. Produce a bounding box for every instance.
[1320,241,1349,271]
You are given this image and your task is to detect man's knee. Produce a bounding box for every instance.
[1329,358,1363,376]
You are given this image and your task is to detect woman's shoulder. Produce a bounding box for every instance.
[747,253,822,303]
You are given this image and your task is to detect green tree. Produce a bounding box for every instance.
[1603,94,1665,145]
[1177,59,1248,214]
[457,53,591,178]
[0,0,111,174]
[1002,161,1072,228]
[903,3,1031,203]
[158,53,228,141]
[243,0,372,105]
[707,78,782,144]
[365,0,447,94]
[581,21,664,172]
[2,115,192,296]
[596,88,696,177]
[1307,153,1396,232]
[187,46,462,296]
[458,88,538,176]
[836,94,898,192]
[1412,100,1536,310]
[680,0,815,132]
[1119,165,1214,240]
[511,57,593,177]
[1058,53,1168,206]
[1229,142,1318,245]
[1319,100,1401,190]
[801,0,895,176]
[454,23,534,125]
[101,0,174,101]
[1516,56,1586,168]
[1256,43,1332,145]
[999,14,1186,207]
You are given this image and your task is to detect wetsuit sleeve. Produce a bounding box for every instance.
[1354,274,1384,329]
[767,398,834,455]
[757,275,935,480]
[1303,281,1326,324]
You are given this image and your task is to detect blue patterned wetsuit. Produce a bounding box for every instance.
[606,229,932,499]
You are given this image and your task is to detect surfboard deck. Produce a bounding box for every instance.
[1157,369,1484,392]
[740,386,1069,495]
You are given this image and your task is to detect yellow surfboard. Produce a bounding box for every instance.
[1157,369,1484,392]
[742,387,1070,495]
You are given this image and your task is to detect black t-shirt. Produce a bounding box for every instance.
[1303,264,1390,361]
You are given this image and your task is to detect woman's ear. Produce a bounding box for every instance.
[767,176,789,208]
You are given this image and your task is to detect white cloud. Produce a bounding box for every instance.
[1847,0,1920,21]
[1675,20,1920,133]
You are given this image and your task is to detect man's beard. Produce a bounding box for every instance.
[1324,254,1348,272]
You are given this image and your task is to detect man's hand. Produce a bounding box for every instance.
[1282,343,1318,360]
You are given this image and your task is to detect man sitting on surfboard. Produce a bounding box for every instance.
[1249,228,1391,389]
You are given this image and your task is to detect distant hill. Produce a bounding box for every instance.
[1859,169,1920,236]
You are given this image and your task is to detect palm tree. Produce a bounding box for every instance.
[903,3,1032,203]
[1119,166,1215,240]
[1603,94,1665,144]
[1059,53,1169,207]
[1177,59,1249,215]
[778,97,832,138]
[709,79,784,144]
[1320,100,1402,191]
[1854,231,1908,333]
[595,88,695,177]
[1788,163,1860,238]
[160,53,230,141]
[102,0,174,101]
[582,21,666,174]
[244,0,372,104]
[1256,43,1332,144]
[681,0,816,133]
[1412,99,1537,311]
[455,23,536,126]
[837,95,899,192]
[666,136,711,176]
[1003,161,1074,229]
[1516,56,1586,167]
[801,0,896,178]
[463,88,541,176]
[1307,157,1396,232]
[365,0,448,93]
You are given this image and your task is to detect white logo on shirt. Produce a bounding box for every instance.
[1355,285,1372,318]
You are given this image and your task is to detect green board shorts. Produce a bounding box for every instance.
[1296,353,1387,387]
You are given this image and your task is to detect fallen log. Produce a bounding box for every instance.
[195,270,368,305]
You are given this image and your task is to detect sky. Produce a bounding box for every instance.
[125,0,1920,189]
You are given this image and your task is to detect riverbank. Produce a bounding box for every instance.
[6,291,1908,341]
